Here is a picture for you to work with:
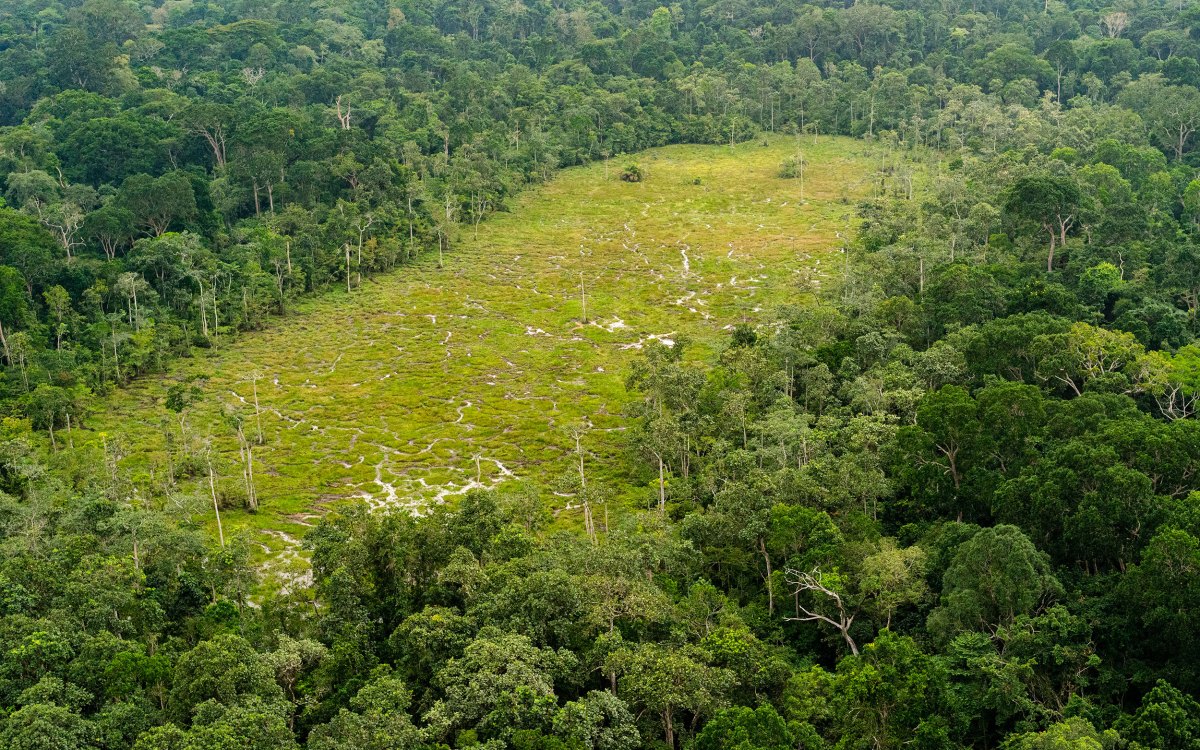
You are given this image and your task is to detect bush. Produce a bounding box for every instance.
[779,155,805,179]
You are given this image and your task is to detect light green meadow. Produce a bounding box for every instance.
[93,136,878,585]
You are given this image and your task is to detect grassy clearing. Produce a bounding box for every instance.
[92,136,877,584]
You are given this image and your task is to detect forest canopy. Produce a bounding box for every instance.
[4,0,1200,749]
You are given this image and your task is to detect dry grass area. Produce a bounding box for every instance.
[93,136,878,585]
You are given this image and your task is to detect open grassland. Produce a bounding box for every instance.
[94,136,878,584]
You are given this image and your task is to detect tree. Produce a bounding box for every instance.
[168,635,285,724]
[625,341,704,506]
[975,44,1052,91]
[21,384,79,449]
[1005,172,1083,272]
[0,265,29,366]
[859,540,927,629]
[308,667,424,750]
[5,170,59,213]
[927,525,1062,642]
[43,285,70,349]
[606,645,734,749]
[1045,41,1077,103]
[131,724,187,750]
[120,173,197,238]
[1121,529,1200,689]
[694,704,793,750]
[837,3,902,68]
[784,567,861,655]
[59,114,177,186]
[114,272,150,332]
[47,28,115,91]
[1120,78,1200,162]
[944,605,1097,739]
[1032,322,1153,397]
[974,381,1045,475]
[424,629,577,743]
[177,698,298,750]
[183,103,235,169]
[904,385,985,500]
[0,208,58,294]
[1099,11,1130,38]
[1116,680,1200,750]
[84,203,135,259]
[1004,717,1120,750]
[552,690,640,750]
[230,110,298,216]
[785,632,955,750]
[69,0,145,45]
[0,702,98,750]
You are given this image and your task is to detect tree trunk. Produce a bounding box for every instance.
[761,537,774,615]
[111,327,121,381]
[212,288,220,342]
[246,443,258,510]
[198,279,209,338]
[253,376,263,443]
[0,317,10,366]
[208,459,225,547]
[658,455,666,514]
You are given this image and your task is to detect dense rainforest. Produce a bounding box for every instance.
[4,0,1200,749]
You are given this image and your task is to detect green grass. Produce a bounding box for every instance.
[92,136,877,586]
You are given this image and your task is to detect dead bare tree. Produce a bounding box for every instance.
[785,567,859,655]
[571,423,597,544]
[1156,383,1198,421]
[335,95,352,130]
[241,67,265,86]
[206,443,226,548]
[1100,11,1130,38]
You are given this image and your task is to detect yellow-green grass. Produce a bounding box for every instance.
[92,136,878,586]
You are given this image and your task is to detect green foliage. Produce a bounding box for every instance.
[307,667,424,750]
[168,635,286,723]
[1116,681,1200,750]
[4,1,1200,749]
[694,704,793,750]
[1002,717,1120,750]
[927,526,1061,643]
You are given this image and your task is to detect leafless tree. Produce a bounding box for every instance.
[1100,11,1130,38]
[785,567,859,655]
[335,95,352,130]
[1156,383,1198,421]
[241,67,265,86]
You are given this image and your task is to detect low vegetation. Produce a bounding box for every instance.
[94,137,877,578]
